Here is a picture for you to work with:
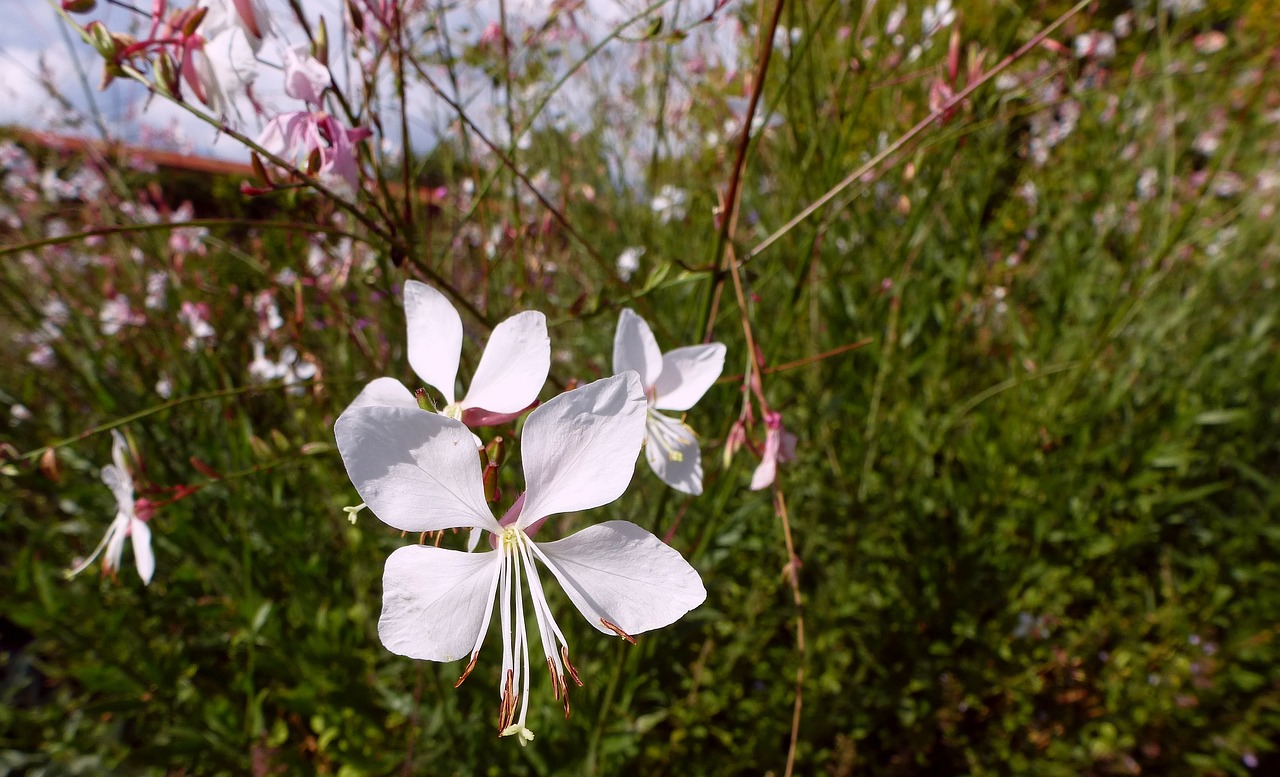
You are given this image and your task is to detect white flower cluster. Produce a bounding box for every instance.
[334,282,723,741]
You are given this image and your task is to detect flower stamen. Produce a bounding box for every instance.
[600,618,637,645]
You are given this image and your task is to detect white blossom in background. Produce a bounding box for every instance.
[613,309,726,495]
[342,281,550,429]
[248,340,317,393]
[179,301,217,350]
[616,246,645,282]
[921,0,956,38]
[99,295,144,336]
[335,374,705,743]
[66,430,155,585]
[650,185,688,223]
[145,272,168,310]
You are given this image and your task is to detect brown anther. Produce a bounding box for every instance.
[560,645,584,686]
[454,652,479,688]
[498,669,517,730]
[546,657,560,700]
[600,618,637,645]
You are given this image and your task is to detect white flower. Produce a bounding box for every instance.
[198,0,271,52]
[343,281,550,428]
[650,185,688,223]
[922,0,955,38]
[192,26,260,120]
[335,374,705,741]
[613,309,726,495]
[616,246,644,282]
[66,430,155,585]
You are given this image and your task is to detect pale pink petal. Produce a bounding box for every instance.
[335,406,499,533]
[644,413,704,495]
[379,545,502,661]
[282,44,331,104]
[532,520,706,636]
[516,374,646,529]
[460,311,549,415]
[343,377,418,413]
[652,343,726,411]
[749,411,789,491]
[612,309,662,389]
[404,281,462,406]
[131,519,155,585]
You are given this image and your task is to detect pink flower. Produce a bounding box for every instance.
[257,111,372,194]
[282,44,331,105]
[749,411,796,490]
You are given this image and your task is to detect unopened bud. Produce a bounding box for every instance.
[484,435,506,468]
[63,0,97,13]
[86,21,116,59]
[39,448,61,482]
[182,6,209,37]
[315,16,329,64]
[155,52,178,97]
[414,387,437,412]
[346,0,365,34]
[306,147,322,176]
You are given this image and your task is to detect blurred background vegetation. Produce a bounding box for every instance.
[2,0,1279,774]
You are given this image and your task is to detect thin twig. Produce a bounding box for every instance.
[745,0,1094,262]
[775,490,805,777]
[701,0,787,342]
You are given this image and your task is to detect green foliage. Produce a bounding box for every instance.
[3,1,1279,775]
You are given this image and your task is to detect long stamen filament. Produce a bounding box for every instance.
[647,412,694,463]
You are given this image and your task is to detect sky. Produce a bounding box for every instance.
[0,1,745,164]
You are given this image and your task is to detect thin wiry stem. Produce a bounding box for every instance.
[745,0,1095,262]
[700,0,787,343]
[774,490,805,777]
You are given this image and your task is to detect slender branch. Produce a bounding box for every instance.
[745,0,1094,262]
[700,0,787,342]
[404,58,608,270]
[775,490,805,777]
[10,379,358,462]
[0,219,372,259]
[718,338,873,384]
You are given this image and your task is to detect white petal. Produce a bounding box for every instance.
[404,281,462,406]
[461,311,549,414]
[104,515,128,574]
[652,343,726,412]
[644,414,704,495]
[612,309,662,389]
[749,455,777,491]
[379,544,502,662]
[131,519,155,585]
[533,521,706,636]
[109,429,129,473]
[335,406,499,533]
[100,464,134,512]
[342,377,419,413]
[516,374,646,528]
